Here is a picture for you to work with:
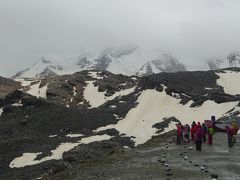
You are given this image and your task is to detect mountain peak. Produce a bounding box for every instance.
[41,57,51,64]
[13,57,64,78]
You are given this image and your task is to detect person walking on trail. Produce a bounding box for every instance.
[195,122,203,151]
[208,125,214,145]
[232,122,239,143]
[202,123,207,142]
[211,116,216,130]
[176,123,183,144]
[183,124,190,142]
[226,125,234,147]
[191,121,197,141]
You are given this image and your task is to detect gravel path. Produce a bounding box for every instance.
[61,132,240,180]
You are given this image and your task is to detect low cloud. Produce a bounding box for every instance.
[0,0,240,76]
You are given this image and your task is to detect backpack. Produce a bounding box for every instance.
[208,128,214,135]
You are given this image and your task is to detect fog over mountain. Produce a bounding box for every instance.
[1,0,240,76]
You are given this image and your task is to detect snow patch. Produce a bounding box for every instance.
[0,108,3,116]
[181,93,191,98]
[12,100,23,107]
[113,114,122,120]
[205,87,214,90]
[97,89,239,145]
[88,71,103,79]
[73,86,77,96]
[66,134,84,138]
[9,134,112,168]
[27,82,48,99]
[216,71,240,95]
[49,135,57,138]
[124,146,131,150]
[84,81,135,108]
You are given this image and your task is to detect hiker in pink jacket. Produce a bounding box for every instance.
[195,122,203,151]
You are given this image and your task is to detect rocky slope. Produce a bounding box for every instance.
[0,76,21,98]
[1,68,240,179]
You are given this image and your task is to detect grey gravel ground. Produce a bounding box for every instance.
[47,132,240,180]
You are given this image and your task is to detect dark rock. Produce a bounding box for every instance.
[63,140,122,164]
[19,120,28,126]
[52,162,72,174]
[211,174,219,178]
[153,117,180,134]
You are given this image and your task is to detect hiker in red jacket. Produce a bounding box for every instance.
[195,123,203,151]
[176,123,182,144]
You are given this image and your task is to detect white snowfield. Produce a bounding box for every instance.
[15,78,49,99]
[216,70,240,95]
[9,134,112,168]
[84,81,135,108]
[97,88,239,145]
[27,82,48,99]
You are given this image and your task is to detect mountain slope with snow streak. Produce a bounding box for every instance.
[216,70,240,95]
[10,134,112,168]
[84,81,136,108]
[1,68,240,179]
[97,87,239,145]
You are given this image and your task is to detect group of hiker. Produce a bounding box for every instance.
[176,118,239,151]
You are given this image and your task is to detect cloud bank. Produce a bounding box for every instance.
[0,0,240,76]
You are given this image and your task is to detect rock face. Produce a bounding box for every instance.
[1,68,240,179]
[94,51,112,71]
[0,76,21,98]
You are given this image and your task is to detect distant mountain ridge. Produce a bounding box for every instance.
[13,46,227,78]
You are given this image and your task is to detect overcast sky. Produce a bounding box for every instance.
[1,0,240,76]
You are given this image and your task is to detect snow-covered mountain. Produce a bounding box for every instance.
[13,46,229,78]
[136,54,186,76]
[1,68,240,179]
[13,46,190,78]
[12,57,64,78]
